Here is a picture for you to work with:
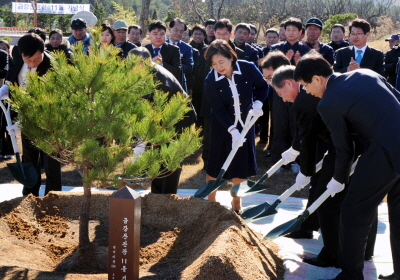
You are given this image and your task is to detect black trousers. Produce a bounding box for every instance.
[258,99,270,141]
[201,117,211,170]
[336,141,400,279]
[151,168,182,194]
[312,150,377,266]
[21,135,62,196]
[270,92,296,163]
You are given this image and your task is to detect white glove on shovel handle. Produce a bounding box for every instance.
[326,177,345,197]
[281,147,300,165]
[252,101,264,117]
[0,84,9,100]
[294,172,311,191]
[6,122,21,135]
[132,142,146,163]
[230,128,246,149]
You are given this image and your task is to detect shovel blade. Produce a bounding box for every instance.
[231,180,256,197]
[194,179,226,198]
[241,201,272,223]
[244,183,269,196]
[7,162,38,188]
[263,211,310,241]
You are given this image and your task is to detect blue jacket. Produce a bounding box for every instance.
[68,33,91,54]
[166,39,194,92]
[234,42,259,65]
[270,41,311,65]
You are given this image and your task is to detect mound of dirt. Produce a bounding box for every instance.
[0,191,284,279]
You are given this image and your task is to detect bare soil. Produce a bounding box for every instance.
[0,191,284,279]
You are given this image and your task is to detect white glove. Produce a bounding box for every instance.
[6,122,21,135]
[229,128,246,149]
[132,142,146,163]
[294,172,310,191]
[251,101,264,117]
[326,177,345,197]
[0,84,9,100]
[281,147,300,165]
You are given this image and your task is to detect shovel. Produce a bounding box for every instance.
[263,158,358,241]
[0,101,38,188]
[194,111,261,198]
[242,157,324,224]
[230,159,284,197]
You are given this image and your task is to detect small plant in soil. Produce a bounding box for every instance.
[9,43,201,271]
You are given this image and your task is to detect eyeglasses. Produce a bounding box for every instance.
[350,33,365,37]
[22,57,43,64]
[301,83,309,91]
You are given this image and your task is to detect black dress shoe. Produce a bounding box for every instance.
[284,229,313,239]
[378,273,397,280]
[303,256,340,268]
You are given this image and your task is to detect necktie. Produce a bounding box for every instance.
[355,49,363,64]
[154,47,160,56]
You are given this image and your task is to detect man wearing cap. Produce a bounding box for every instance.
[305,17,334,65]
[333,18,384,76]
[68,18,91,54]
[327,24,350,52]
[113,20,137,59]
[384,34,400,87]
[166,18,194,92]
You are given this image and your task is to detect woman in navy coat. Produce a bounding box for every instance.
[204,39,268,212]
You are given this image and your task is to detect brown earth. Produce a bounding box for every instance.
[0,191,285,280]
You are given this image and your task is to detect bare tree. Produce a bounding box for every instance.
[140,0,151,35]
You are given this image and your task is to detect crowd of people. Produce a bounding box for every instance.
[0,14,399,280]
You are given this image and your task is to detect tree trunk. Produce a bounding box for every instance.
[140,0,152,36]
[79,177,91,248]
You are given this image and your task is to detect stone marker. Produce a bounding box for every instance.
[108,186,141,280]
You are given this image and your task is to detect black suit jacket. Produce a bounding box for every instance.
[333,45,384,76]
[144,43,182,81]
[318,70,400,183]
[7,46,52,86]
[291,89,331,176]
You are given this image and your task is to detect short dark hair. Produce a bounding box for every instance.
[235,23,251,33]
[27,27,46,41]
[204,19,216,28]
[128,24,143,35]
[18,33,45,57]
[284,17,303,31]
[192,25,206,37]
[148,20,166,33]
[265,28,279,37]
[49,29,63,40]
[349,18,370,34]
[248,24,257,33]
[129,46,152,60]
[271,65,295,89]
[293,50,333,83]
[331,24,345,34]
[205,39,237,67]
[214,18,233,33]
[260,50,290,70]
[0,40,10,51]
[101,23,116,44]
[279,22,285,28]
[169,18,187,31]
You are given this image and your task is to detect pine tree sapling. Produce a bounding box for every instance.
[10,44,201,270]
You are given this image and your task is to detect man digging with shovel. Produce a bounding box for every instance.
[294,51,400,280]
[0,33,62,196]
[270,64,376,268]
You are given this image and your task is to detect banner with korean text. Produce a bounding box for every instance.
[12,3,90,15]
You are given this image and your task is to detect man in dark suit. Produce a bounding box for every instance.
[327,24,350,52]
[294,52,400,280]
[144,20,182,81]
[4,33,61,197]
[333,18,384,76]
[272,64,377,268]
[129,47,196,194]
[166,18,194,92]
[233,23,259,65]
[270,17,311,65]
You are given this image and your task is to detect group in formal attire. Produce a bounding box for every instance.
[1,13,400,280]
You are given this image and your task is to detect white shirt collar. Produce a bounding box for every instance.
[214,61,242,81]
[151,44,163,50]
[354,44,367,54]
